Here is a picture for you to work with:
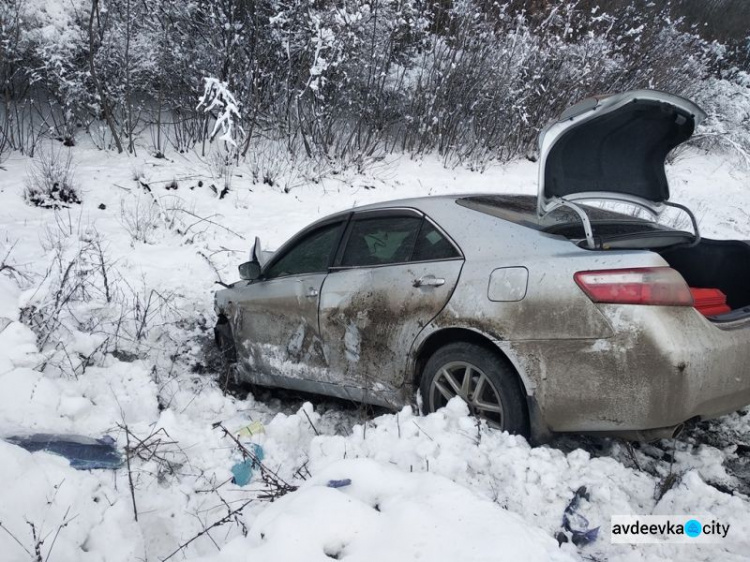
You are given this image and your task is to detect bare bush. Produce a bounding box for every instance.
[0,242,32,285]
[20,225,117,378]
[116,280,178,344]
[0,483,77,562]
[117,423,190,524]
[208,150,234,195]
[119,195,161,244]
[245,139,335,193]
[20,217,183,376]
[2,0,749,169]
[130,163,145,183]
[24,146,81,208]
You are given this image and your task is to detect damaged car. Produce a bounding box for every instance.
[214,90,750,442]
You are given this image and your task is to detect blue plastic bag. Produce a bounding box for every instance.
[231,443,264,486]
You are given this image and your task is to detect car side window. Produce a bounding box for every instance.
[412,221,461,261]
[264,223,342,279]
[341,216,422,267]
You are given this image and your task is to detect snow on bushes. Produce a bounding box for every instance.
[1,0,750,166]
[692,74,750,166]
[23,145,81,208]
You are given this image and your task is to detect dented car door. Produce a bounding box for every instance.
[231,220,345,384]
[317,209,463,406]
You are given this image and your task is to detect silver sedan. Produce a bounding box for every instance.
[215,90,750,441]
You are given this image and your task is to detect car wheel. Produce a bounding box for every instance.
[420,342,528,435]
[214,317,237,364]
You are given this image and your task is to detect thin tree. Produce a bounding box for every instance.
[88,0,123,153]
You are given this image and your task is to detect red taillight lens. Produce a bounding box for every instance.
[574,267,694,306]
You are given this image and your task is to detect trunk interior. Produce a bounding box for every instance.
[659,239,750,317]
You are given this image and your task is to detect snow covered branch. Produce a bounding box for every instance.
[197,78,245,148]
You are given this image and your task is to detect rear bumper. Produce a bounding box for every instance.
[500,305,750,435]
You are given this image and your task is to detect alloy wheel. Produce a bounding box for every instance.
[429,360,504,428]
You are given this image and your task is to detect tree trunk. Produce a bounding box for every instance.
[89,0,123,153]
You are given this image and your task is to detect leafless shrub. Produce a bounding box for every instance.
[117,423,189,525]
[119,194,160,244]
[0,482,77,562]
[19,223,122,377]
[113,422,254,562]
[125,425,186,477]
[25,510,77,562]
[153,194,187,233]
[213,421,298,499]
[120,188,195,244]
[130,163,145,182]
[161,498,253,562]
[22,245,96,349]
[0,241,32,285]
[111,279,178,348]
[208,150,235,194]
[24,145,81,208]
[246,140,335,194]
[655,467,682,503]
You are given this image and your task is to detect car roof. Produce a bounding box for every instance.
[342,193,470,213]
[335,193,650,230]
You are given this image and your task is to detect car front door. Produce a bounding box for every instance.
[317,209,464,407]
[231,219,346,386]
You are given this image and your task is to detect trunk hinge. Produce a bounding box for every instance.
[664,201,701,247]
[557,198,596,249]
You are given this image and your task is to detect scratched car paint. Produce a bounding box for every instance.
[215,90,750,442]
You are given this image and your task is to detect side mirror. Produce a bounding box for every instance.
[238,261,261,281]
[252,236,267,266]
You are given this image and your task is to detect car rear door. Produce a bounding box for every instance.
[231,219,346,383]
[317,209,464,405]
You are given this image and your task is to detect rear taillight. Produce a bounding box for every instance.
[574,267,694,306]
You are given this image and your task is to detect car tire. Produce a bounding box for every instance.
[214,317,237,364]
[420,342,529,436]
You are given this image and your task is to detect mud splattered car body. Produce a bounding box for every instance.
[215,91,750,441]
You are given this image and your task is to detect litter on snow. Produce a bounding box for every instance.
[5,433,122,470]
[326,478,352,488]
[236,420,265,438]
[558,486,600,547]
[231,443,265,486]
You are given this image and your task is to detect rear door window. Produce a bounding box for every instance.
[341,216,422,267]
[412,221,461,261]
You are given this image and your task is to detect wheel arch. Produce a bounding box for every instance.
[214,312,238,364]
[410,327,531,395]
[410,327,550,442]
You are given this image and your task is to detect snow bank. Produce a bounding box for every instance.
[197,457,576,562]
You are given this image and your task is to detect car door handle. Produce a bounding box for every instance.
[305,288,319,298]
[413,275,445,288]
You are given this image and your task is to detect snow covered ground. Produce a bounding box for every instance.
[1,144,749,561]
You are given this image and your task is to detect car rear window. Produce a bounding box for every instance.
[456,195,667,236]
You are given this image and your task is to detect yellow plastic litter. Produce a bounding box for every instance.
[236,420,265,438]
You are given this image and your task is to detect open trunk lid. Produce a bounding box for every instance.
[537,90,706,216]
